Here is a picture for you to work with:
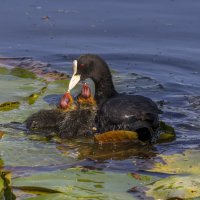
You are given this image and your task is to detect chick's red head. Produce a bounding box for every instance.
[78,83,96,106]
[59,91,74,110]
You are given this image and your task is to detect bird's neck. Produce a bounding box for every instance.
[92,74,117,105]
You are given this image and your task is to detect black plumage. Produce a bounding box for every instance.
[25,108,97,138]
[69,54,162,142]
[25,84,97,138]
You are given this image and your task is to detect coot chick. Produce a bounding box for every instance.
[68,54,162,142]
[25,84,97,138]
[58,83,97,138]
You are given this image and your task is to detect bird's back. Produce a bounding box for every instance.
[100,94,161,122]
[97,94,162,140]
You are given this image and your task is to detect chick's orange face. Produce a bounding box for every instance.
[77,83,96,107]
[59,92,74,110]
[81,83,91,99]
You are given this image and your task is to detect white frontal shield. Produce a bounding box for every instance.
[68,60,81,91]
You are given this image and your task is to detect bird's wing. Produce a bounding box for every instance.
[100,95,161,124]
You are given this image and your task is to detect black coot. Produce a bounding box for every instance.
[68,54,162,142]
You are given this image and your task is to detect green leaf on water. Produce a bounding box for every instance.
[13,186,62,195]
[0,101,20,112]
[0,175,3,197]
[0,171,16,200]
[159,121,175,134]
[27,86,47,105]
[28,94,40,105]
[0,73,47,122]
[0,67,9,75]
[25,193,78,200]
[158,121,176,143]
[0,134,76,167]
[158,132,176,142]
[10,67,36,79]
[12,168,158,200]
[0,157,3,168]
[50,79,70,87]
[146,150,200,199]
[149,149,200,175]
[146,175,200,200]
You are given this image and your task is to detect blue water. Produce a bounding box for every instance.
[0,0,200,198]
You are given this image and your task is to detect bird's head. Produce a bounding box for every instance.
[68,54,110,91]
[59,91,74,110]
[77,83,96,107]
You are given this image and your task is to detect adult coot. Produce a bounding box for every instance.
[68,54,162,142]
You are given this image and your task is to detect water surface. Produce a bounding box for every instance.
[0,0,200,199]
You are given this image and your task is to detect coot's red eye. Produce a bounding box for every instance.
[80,63,85,67]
